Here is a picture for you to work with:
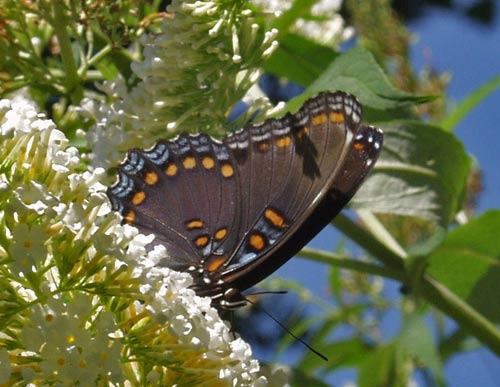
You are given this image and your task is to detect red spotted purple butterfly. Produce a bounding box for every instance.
[108,91,383,309]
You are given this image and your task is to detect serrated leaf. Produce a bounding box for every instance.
[350,121,470,227]
[306,47,434,110]
[427,211,500,322]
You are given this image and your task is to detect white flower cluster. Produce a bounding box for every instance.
[0,96,269,386]
[134,246,267,386]
[252,0,354,46]
[20,294,124,385]
[86,0,279,170]
[0,96,126,385]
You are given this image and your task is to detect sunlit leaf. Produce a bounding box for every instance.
[397,313,443,383]
[427,211,500,322]
[351,121,470,227]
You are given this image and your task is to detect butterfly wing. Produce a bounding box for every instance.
[107,91,383,302]
[218,93,359,268]
[220,99,383,291]
[107,133,240,271]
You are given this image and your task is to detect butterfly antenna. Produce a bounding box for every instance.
[244,296,328,361]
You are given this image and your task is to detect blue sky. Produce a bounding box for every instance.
[409,7,500,213]
[407,6,500,386]
[262,5,500,386]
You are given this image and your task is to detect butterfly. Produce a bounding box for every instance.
[108,91,383,309]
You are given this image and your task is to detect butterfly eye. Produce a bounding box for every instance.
[220,288,247,309]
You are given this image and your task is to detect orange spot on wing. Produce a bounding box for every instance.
[132,191,146,205]
[276,135,291,148]
[221,163,234,178]
[258,141,270,151]
[249,233,266,251]
[186,219,204,230]
[166,163,178,176]
[202,156,215,169]
[296,126,309,139]
[265,208,287,228]
[124,210,135,224]
[311,113,327,125]
[144,171,158,185]
[330,112,345,123]
[205,255,228,272]
[195,235,209,248]
[214,227,227,240]
[183,156,196,169]
[354,142,365,151]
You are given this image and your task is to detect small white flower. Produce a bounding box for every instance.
[31,117,56,132]
[86,0,278,170]
[0,3,273,382]
[1,98,38,135]
[9,224,47,275]
[52,146,80,172]
[22,295,124,385]
[12,181,54,215]
[252,0,352,47]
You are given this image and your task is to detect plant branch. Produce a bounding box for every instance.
[51,3,83,102]
[332,212,405,269]
[298,247,405,281]
[332,212,500,356]
[420,274,500,357]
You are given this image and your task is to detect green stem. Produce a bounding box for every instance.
[332,213,405,269]
[440,74,500,132]
[92,29,136,79]
[420,274,500,356]
[81,44,113,76]
[298,247,405,281]
[330,213,500,356]
[51,2,83,102]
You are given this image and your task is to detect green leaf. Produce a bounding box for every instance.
[271,0,318,33]
[328,264,343,299]
[304,338,370,372]
[397,313,443,384]
[360,342,433,387]
[289,369,331,387]
[440,74,500,131]
[350,121,470,227]
[305,47,434,110]
[259,363,330,387]
[358,344,400,387]
[264,33,339,87]
[427,211,500,322]
[94,57,119,81]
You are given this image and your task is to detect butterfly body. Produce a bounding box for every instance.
[108,91,383,308]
